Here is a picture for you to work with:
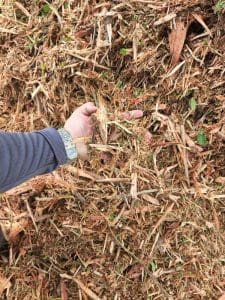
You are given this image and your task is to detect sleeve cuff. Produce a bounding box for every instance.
[36,128,68,166]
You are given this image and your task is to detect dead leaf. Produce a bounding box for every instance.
[142,194,160,206]
[169,21,188,66]
[0,274,11,296]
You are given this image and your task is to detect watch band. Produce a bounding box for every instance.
[57,128,78,163]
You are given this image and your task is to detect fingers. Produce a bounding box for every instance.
[80,102,98,116]
[119,110,143,120]
[109,110,144,121]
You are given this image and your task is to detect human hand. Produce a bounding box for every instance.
[64,102,97,159]
[64,102,143,160]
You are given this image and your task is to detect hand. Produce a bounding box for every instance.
[64,102,97,159]
[64,102,143,160]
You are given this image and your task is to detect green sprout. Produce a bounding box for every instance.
[214,0,225,13]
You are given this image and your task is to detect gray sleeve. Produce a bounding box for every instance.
[0,128,67,192]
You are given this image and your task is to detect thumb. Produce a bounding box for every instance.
[80,102,97,116]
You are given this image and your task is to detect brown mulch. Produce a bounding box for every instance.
[0,0,225,299]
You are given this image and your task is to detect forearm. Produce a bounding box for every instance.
[0,128,67,192]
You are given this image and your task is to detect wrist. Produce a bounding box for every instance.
[57,128,78,163]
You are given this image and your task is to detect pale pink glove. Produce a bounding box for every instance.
[64,102,97,159]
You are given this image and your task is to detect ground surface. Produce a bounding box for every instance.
[0,0,225,299]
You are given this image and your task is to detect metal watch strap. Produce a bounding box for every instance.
[57,128,78,163]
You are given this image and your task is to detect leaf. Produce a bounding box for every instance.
[214,0,225,13]
[169,21,188,66]
[197,129,207,146]
[41,4,51,15]
[189,97,197,111]
[119,48,127,56]
[149,261,157,272]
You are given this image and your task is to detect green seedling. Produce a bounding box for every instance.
[214,0,225,13]
[197,128,207,146]
[41,4,51,15]
[119,48,127,56]
[189,97,197,111]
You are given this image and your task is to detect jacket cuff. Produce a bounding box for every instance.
[37,128,67,166]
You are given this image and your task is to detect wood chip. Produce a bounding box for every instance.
[67,166,100,181]
[60,274,101,300]
[148,203,174,239]
[154,12,177,26]
[142,194,160,206]
[60,279,68,300]
[219,293,225,300]
[169,21,188,66]
[192,13,212,37]
[212,206,220,231]
[130,172,138,199]
[96,94,108,144]
[15,1,31,17]
[215,177,225,184]
[0,274,11,296]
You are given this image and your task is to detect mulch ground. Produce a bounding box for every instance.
[0,0,225,299]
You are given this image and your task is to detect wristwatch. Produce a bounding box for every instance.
[58,128,78,163]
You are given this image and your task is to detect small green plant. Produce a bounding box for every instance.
[41,4,51,15]
[149,261,157,272]
[133,88,142,98]
[189,97,197,111]
[64,2,69,9]
[108,212,115,222]
[197,129,207,146]
[214,0,225,13]
[27,35,37,53]
[116,80,124,89]
[119,48,127,56]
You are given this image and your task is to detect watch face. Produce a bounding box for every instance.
[58,128,78,161]
[67,148,77,160]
